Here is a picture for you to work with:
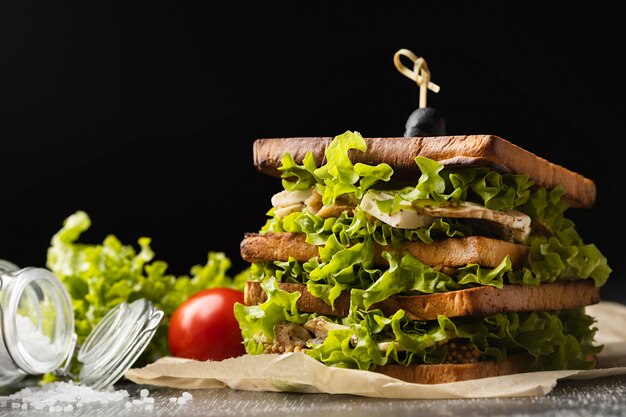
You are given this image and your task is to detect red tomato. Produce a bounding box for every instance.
[168,288,246,361]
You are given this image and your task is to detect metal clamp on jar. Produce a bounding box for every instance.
[0,260,163,389]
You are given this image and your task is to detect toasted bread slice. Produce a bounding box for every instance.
[240,232,530,269]
[374,354,534,384]
[253,135,596,208]
[244,280,600,320]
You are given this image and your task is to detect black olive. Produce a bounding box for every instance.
[404,107,446,137]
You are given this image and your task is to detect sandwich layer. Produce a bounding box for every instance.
[375,353,534,384]
[241,232,530,269]
[253,135,596,208]
[236,280,600,375]
[244,280,600,320]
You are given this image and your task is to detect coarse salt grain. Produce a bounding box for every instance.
[182,391,193,400]
[177,397,187,405]
[140,388,149,397]
[169,397,177,402]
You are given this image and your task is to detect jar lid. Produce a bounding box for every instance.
[0,259,19,272]
[77,299,163,389]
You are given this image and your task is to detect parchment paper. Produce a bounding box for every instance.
[125,301,626,399]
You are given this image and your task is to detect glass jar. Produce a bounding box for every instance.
[0,260,163,389]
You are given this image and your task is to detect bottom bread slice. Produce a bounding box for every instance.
[374,354,534,384]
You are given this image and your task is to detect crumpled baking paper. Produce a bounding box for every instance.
[125,301,626,399]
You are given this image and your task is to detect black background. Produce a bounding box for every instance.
[1,3,624,302]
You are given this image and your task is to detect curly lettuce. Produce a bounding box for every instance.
[508,236,610,287]
[46,211,247,373]
[380,156,534,212]
[263,207,471,247]
[234,277,309,355]
[280,131,393,206]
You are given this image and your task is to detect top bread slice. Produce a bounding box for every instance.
[253,135,596,208]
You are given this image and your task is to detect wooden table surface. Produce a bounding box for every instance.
[3,374,625,417]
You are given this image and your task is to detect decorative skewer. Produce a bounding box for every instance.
[393,48,446,137]
[393,48,440,108]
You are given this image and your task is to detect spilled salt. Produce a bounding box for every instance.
[0,381,196,411]
[0,381,129,410]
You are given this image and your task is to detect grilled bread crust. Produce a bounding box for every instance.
[244,280,600,320]
[241,232,530,269]
[253,135,596,208]
[374,354,535,384]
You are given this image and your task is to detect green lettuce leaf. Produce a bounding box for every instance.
[361,253,512,308]
[518,187,571,237]
[313,297,600,370]
[385,159,534,212]
[507,235,611,287]
[278,151,319,191]
[262,207,471,247]
[46,210,245,375]
[279,131,393,207]
[234,277,310,354]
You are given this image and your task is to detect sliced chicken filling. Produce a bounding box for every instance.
[360,190,531,243]
[270,188,531,243]
[271,187,358,219]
